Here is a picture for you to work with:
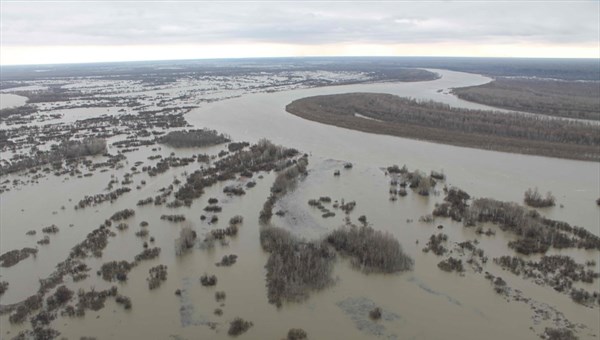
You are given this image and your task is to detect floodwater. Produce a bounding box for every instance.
[185,69,600,234]
[0,94,28,109]
[1,69,599,339]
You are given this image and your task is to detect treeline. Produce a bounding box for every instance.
[158,129,230,148]
[453,78,600,121]
[0,105,37,121]
[286,92,600,161]
[13,87,83,103]
[0,138,106,176]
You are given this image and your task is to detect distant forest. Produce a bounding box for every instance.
[453,78,600,121]
[286,92,599,161]
[1,57,596,81]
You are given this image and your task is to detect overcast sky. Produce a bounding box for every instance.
[1,0,598,65]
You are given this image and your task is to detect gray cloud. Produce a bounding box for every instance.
[1,1,598,46]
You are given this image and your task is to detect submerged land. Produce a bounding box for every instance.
[0,57,598,340]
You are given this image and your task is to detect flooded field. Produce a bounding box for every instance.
[0,94,28,109]
[0,65,598,340]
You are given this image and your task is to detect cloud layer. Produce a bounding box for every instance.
[1,1,598,63]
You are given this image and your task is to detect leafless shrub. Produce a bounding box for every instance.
[326,224,413,273]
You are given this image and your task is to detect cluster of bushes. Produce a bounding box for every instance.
[437,257,464,273]
[147,155,195,177]
[494,255,598,293]
[1,138,107,176]
[286,329,308,340]
[161,214,186,222]
[432,187,470,221]
[0,247,38,267]
[464,198,600,254]
[387,165,438,198]
[524,187,556,208]
[228,317,253,336]
[326,224,413,273]
[200,274,217,286]
[0,281,8,295]
[137,197,153,206]
[69,226,112,258]
[307,197,336,218]
[209,224,239,241]
[110,209,135,221]
[260,226,335,306]
[45,286,74,311]
[422,234,448,256]
[147,265,168,290]
[115,223,128,231]
[9,294,43,324]
[71,286,123,316]
[215,291,226,301]
[134,247,161,262]
[228,141,250,152]
[42,224,59,233]
[542,327,578,340]
[159,129,230,148]
[175,227,197,256]
[99,261,134,282]
[75,187,131,209]
[174,139,300,204]
[260,157,308,223]
[115,295,132,309]
[216,254,238,267]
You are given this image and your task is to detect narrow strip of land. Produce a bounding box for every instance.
[285,92,600,161]
[452,78,600,121]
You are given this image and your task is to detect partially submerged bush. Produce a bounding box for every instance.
[215,291,226,301]
[228,317,253,336]
[42,224,59,233]
[161,214,186,222]
[287,328,308,340]
[115,295,132,309]
[542,327,577,340]
[147,265,168,290]
[524,187,555,208]
[175,227,197,256]
[261,226,335,306]
[369,307,382,320]
[0,247,38,267]
[100,261,134,282]
[160,129,230,148]
[134,247,161,262]
[216,254,238,267]
[110,209,135,221]
[464,197,600,253]
[326,224,413,273]
[437,257,464,273]
[422,233,448,256]
[46,286,74,310]
[200,274,217,286]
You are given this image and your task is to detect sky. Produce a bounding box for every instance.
[0,0,599,65]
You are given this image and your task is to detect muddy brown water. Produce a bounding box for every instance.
[1,69,598,339]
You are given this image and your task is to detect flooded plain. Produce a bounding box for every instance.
[0,68,598,339]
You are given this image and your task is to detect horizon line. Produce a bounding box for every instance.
[2,55,599,68]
